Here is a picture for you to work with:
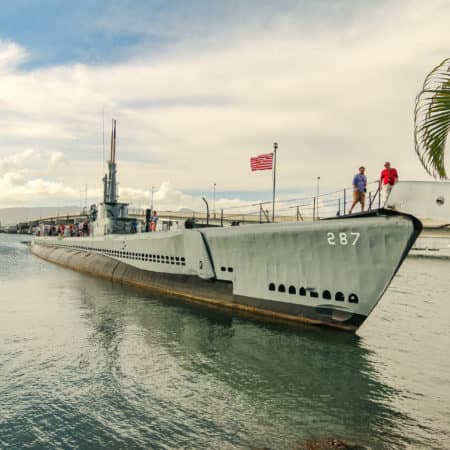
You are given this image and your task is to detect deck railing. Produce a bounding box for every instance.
[12,180,383,233]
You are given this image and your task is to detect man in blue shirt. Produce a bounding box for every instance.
[349,166,367,214]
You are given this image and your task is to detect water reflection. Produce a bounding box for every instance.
[3,235,446,449]
[78,277,419,449]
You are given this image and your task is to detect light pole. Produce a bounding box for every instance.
[151,186,154,213]
[213,182,216,219]
[316,176,320,220]
[84,184,88,213]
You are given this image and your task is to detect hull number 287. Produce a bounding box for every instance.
[327,232,360,246]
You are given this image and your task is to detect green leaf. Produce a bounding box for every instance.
[415,58,450,179]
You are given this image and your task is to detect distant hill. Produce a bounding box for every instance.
[0,207,82,225]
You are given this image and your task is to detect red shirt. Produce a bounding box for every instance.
[380,168,398,185]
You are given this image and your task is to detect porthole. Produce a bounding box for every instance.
[335,292,345,302]
[288,286,296,294]
[221,266,226,271]
[310,290,318,298]
[278,284,286,293]
[299,287,306,296]
[228,267,234,272]
[322,290,332,300]
[348,293,359,304]
[269,283,276,291]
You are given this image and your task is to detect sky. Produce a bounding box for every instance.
[0,0,449,214]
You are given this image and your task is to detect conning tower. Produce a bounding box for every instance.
[103,119,118,204]
[92,119,137,235]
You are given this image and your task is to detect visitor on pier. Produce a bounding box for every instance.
[349,166,367,214]
[83,220,89,236]
[380,161,398,204]
[150,211,158,232]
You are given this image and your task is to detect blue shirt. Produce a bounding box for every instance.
[353,173,367,192]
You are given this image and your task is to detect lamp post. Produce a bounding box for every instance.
[213,182,216,219]
[316,176,320,220]
[151,186,154,213]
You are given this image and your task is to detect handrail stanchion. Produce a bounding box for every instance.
[378,182,381,208]
[368,192,372,211]
[221,209,223,227]
[313,197,316,221]
[343,189,346,215]
[368,184,381,210]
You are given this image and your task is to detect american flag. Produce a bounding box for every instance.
[250,153,273,171]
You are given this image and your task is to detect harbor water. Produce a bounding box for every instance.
[1,234,449,449]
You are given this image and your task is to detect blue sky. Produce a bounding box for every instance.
[1,0,369,68]
[0,0,448,211]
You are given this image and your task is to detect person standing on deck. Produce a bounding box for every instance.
[380,161,398,204]
[150,211,158,232]
[349,166,367,214]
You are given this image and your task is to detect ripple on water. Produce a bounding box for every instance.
[1,236,450,449]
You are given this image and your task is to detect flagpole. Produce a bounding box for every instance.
[272,142,278,222]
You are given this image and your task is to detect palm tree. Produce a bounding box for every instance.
[415,58,450,179]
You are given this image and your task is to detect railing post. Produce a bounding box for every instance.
[296,206,299,221]
[259,203,262,224]
[313,197,316,221]
[221,209,223,227]
[378,182,381,208]
[368,192,372,211]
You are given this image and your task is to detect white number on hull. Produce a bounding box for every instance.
[327,232,360,246]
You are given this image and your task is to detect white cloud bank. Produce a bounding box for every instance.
[0,0,449,210]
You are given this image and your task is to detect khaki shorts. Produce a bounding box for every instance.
[353,190,365,202]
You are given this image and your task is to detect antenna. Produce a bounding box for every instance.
[102,106,105,173]
[110,119,114,162]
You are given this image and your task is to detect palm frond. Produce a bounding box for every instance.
[415,58,450,179]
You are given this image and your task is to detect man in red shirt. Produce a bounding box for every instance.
[380,161,398,204]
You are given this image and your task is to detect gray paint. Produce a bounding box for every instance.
[32,210,421,331]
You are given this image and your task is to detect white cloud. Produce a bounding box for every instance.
[0,40,27,71]
[119,181,201,211]
[0,149,36,171]
[48,151,67,171]
[0,0,449,210]
[0,171,78,206]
